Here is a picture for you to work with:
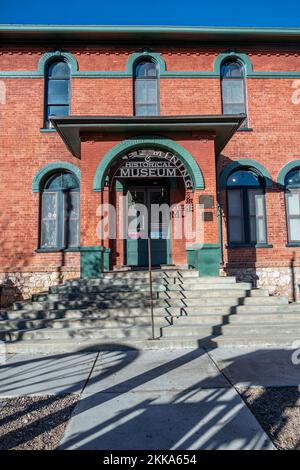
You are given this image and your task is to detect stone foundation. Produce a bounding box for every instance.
[0,271,80,307]
[222,266,300,301]
[2,265,300,307]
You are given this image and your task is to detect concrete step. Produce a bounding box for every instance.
[162,322,300,337]
[3,337,169,354]
[13,296,251,312]
[33,291,152,302]
[4,333,299,354]
[102,269,199,279]
[2,306,171,320]
[242,296,289,305]
[236,304,300,314]
[49,282,253,294]
[0,308,173,321]
[65,276,237,288]
[0,315,167,330]
[32,288,268,303]
[0,324,161,342]
[5,304,300,323]
[10,301,294,321]
[13,298,159,311]
[174,312,300,324]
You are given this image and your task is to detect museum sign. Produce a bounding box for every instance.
[113,149,193,189]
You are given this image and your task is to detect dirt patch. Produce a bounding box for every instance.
[0,394,79,450]
[239,386,300,450]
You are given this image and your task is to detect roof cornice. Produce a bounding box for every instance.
[1,24,300,45]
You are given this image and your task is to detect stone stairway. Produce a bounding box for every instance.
[1,269,300,353]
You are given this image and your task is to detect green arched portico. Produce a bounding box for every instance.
[92,136,205,192]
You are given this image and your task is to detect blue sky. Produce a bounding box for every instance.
[1,0,300,27]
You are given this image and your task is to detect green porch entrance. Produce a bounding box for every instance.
[125,183,172,267]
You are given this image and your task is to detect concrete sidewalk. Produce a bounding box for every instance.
[2,346,298,449]
[59,348,274,450]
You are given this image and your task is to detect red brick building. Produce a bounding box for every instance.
[1,25,300,305]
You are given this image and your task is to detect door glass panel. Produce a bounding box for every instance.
[127,189,147,239]
[149,188,169,239]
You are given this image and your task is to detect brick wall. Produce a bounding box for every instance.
[0,43,300,300]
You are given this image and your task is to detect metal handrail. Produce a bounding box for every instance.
[148,237,155,340]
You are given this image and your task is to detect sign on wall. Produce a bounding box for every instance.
[112,149,193,190]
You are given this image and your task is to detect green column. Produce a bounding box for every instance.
[186,243,221,276]
[79,246,110,278]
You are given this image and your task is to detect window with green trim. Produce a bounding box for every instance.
[44,60,71,128]
[221,59,248,129]
[226,170,267,245]
[40,172,80,249]
[134,59,159,116]
[285,169,300,243]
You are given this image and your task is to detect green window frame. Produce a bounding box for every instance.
[40,172,80,249]
[226,170,268,246]
[133,59,160,116]
[44,59,71,129]
[221,58,248,129]
[285,169,300,243]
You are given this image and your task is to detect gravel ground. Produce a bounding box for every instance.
[239,386,300,450]
[0,395,79,450]
[1,388,299,450]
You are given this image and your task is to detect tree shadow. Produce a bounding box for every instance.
[0,279,23,309]
[1,345,298,449]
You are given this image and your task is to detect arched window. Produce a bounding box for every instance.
[40,172,79,249]
[134,59,159,116]
[44,60,71,128]
[221,59,247,128]
[285,168,300,243]
[227,169,267,245]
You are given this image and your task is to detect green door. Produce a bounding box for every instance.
[126,188,148,266]
[148,187,170,266]
[125,186,171,267]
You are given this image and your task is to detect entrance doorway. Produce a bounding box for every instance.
[125,184,171,267]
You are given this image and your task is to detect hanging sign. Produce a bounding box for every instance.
[113,149,193,190]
